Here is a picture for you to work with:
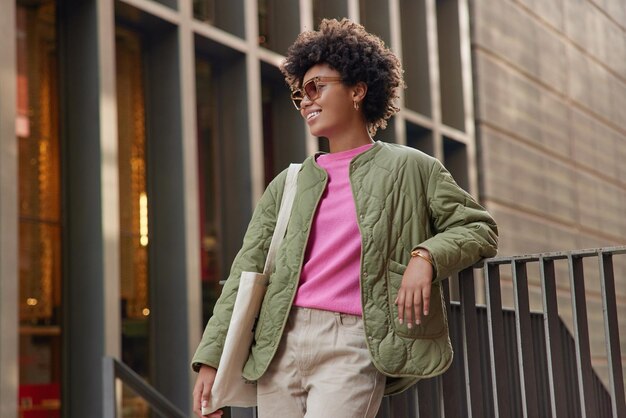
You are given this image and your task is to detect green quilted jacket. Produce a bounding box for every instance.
[192,141,498,395]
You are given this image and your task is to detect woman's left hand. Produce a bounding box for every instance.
[395,251,433,328]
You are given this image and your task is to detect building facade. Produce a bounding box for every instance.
[0,0,623,417]
[471,0,626,389]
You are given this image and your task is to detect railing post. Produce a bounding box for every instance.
[568,255,598,418]
[416,375,441,417]
[511,260,540,418]
[102,357,116,418]
[484,262,512,418]
[598,252,626,418]
[441,278,462,418]
[458,267,484,418]
[539,258,568,418]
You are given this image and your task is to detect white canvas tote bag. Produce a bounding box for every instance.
[203,163,301,414]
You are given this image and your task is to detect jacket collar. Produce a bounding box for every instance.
[308,140,383,170]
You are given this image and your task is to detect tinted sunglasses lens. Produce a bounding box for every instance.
[303,79,319,100]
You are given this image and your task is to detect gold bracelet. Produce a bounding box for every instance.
[410,249,434,268]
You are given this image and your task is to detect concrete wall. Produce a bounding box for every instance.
[472,0,626,254]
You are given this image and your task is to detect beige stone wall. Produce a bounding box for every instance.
[471,0,626,390]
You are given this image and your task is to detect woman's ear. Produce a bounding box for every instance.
[352,81,368,102]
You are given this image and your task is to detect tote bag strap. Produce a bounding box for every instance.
[263,163,301,276]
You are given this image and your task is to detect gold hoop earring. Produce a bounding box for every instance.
[354,101,360,110]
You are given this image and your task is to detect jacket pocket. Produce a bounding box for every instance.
[386,260,447,339]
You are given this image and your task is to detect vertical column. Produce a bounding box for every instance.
[0,1,18,417]
[178,0,204,408]
[457,0,478,197]
[347,0,360,22]
[389,0,407,145]
[58,0,121,416]
[424,0,443,159]
[224,8,257,397]
[299,0,319,157]
[245,0,264,203]
[144,8,201,412]
[299,0,313,30]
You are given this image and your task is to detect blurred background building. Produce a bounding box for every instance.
[0,0,624,417]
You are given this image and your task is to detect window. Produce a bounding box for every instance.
[258,0,300,53]
[260,62,307,183]
[115,26,151,381]
[437,0,465,131]
[17,1,62,415]
[313,0,349,29]
[195,55,223,324]
[194,0,245,38]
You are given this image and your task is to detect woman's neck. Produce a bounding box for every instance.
[326,125,373,153]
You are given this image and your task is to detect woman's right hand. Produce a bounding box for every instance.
[192,365,223,417]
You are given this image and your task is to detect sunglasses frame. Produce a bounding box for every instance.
[290,76,343,110]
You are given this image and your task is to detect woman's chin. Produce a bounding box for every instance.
[307,122,330,138]
[308,126,323,137]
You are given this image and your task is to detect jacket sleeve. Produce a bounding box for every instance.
[191,169,288,371]
[416,160,498,282]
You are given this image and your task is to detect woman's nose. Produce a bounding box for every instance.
[300,94,313,108]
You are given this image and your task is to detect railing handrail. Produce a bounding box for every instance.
[102,356,187,418]
[477,245,626,265]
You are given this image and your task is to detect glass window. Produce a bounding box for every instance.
[195,55,223,324]
[261,81,277,184]
[437,0,465,131]
[443,136,469,191]
[406,122,434,156]
[372,116,396,144]
[359,0,391,46]
[193,0,245,39]
[312,0,349,29]
[149,0,177,10]
[258,0,300,53]
[115,27,151,382]
[261,62,307,183]
[17,1,62,416]
[400,0,431,116]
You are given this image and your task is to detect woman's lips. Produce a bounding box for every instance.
[306,110,321,123]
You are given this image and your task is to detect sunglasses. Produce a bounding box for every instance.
[290,76,343,110]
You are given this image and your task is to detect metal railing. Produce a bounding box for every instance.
[376,245,626,418]
[102,356,187,418]
[102,246,626,418]
[479,246,625,418]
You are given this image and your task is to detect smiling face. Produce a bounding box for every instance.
[298,63,366,140]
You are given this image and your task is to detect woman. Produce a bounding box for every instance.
[192,18,498,418]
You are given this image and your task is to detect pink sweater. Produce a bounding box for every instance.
[293,143,373,316]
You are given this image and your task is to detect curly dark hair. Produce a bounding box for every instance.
[281,18,404,135]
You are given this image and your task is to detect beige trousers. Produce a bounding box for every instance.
[257,307,386,418]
